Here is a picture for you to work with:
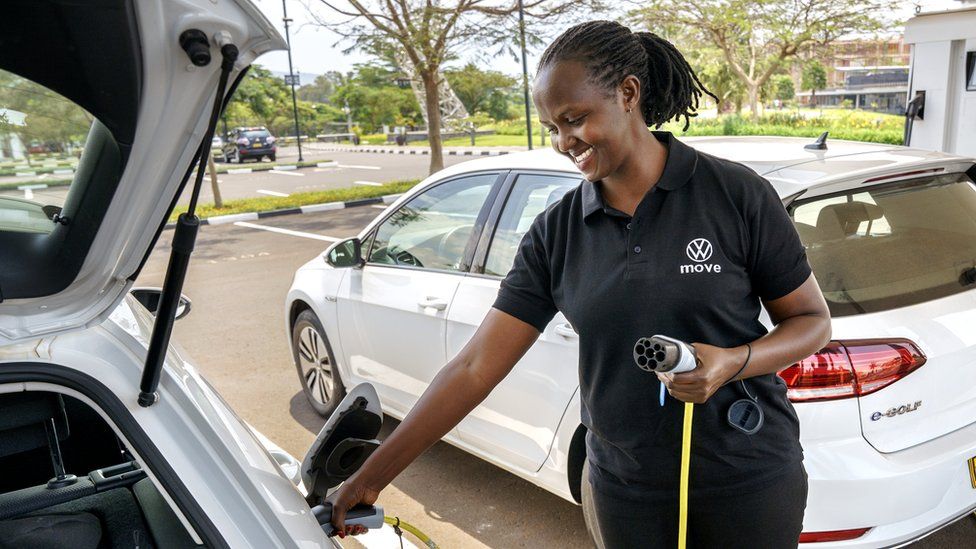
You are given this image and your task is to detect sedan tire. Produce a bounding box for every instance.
[292,309,346,416]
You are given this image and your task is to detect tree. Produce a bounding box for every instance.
[297,74,336,104]
[444,63,517,120]
[332,63,423,133]
[637,0,896,119]
[802,60,827,108]
[308,0,602,174]
[0,71,93,160]
[774,74,795,102]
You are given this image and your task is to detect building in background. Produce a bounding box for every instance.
[795,36,910,114]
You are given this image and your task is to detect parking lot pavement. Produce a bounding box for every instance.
[0,151,474,208]
[192,150,472,204]
[136,206,974,549]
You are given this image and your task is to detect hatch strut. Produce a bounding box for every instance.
[138,31,238,407]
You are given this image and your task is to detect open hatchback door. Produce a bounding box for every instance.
[0,0,286,345]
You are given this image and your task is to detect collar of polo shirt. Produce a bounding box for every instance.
[582,131,699,219]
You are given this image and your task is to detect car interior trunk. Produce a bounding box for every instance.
[0,391,201,548]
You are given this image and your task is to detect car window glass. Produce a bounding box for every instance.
[0,68,92,234]
[368,173,496,272]
[484,173,580,277]
[789,172,976,316]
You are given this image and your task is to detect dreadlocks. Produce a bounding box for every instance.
[538,20,716,131]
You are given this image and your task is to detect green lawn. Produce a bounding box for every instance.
[169,179,419,222]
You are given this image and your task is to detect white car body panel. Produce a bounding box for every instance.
[447,275,579,472]
[337,265,461,421]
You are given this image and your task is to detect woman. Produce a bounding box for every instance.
[330,20,830,548]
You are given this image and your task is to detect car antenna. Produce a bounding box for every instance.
[804,131,829,151]
[138,31,238,407]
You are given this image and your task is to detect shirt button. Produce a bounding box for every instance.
[634,245,642,254]
[626,222,632,230]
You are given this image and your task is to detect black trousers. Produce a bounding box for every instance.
[590,461,808,549]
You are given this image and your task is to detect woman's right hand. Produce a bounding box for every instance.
[328,474,381,538]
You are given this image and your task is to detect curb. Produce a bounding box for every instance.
[312,146,515,157]
[164,193,403,229]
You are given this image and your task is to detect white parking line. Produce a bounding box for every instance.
[337,164,381,170]
[269,169,305,177]
[257,189,289,197]
[354,180,382,186]
[233,221,341,242]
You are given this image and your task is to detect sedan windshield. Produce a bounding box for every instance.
[790,171,976,316]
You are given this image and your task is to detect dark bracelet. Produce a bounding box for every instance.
[724,342,752,385]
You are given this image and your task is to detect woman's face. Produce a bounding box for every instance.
[534,60,638,182]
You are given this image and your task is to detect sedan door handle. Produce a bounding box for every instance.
[554,323,578,338]
[417,297,448,311]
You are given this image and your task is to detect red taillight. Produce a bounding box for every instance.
[778,339,926,402]
[799,527,871,543]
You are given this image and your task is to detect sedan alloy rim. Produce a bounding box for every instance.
[298,326,334,405]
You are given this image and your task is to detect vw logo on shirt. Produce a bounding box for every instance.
[686,238,713,263]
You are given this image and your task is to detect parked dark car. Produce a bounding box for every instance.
[221,126,277,163]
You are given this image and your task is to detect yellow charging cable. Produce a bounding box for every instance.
[678,402,694,549]
[384,516,439,549]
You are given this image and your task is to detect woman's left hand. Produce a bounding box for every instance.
[656,343,748,404]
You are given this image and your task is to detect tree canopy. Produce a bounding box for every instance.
[637,0,898,118]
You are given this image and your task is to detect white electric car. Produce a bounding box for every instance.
[0,1,381,547]
[286,134,976,547]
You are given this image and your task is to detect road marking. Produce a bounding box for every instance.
[233,221,341,242]
[269,169,305,177]
[257,189,289,197]
[227,168,252,174]
[354,180,382,186]
[316,161,338,167]
[337,164,381,170]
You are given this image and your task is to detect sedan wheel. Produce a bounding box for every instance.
[292,310,346,416]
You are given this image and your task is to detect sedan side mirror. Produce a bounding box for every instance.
[325,237,364,268]
[130,287,192,320]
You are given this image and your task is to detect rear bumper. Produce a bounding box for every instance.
[238,147,274,157]
[801,417,976,547]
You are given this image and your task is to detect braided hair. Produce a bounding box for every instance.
[538,20,716,131]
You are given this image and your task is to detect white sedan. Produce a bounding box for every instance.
[286,136,976,548]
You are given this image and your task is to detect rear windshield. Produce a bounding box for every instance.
[243,130,270,139]
[0,68,93,234]
[790,171,976,316]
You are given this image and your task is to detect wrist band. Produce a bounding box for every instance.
[724,342,752,385]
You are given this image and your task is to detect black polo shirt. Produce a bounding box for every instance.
[492,131,812,501]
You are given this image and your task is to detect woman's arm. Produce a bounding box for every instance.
[663,274,831,404]
[328,308,542,536]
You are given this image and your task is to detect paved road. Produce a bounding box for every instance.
[136,206,975,549]
[0,150,474,208]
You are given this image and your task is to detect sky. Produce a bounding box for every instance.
[255,0,966,80]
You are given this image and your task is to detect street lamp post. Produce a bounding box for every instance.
[282,0,304,161]
[518,0,532,150]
